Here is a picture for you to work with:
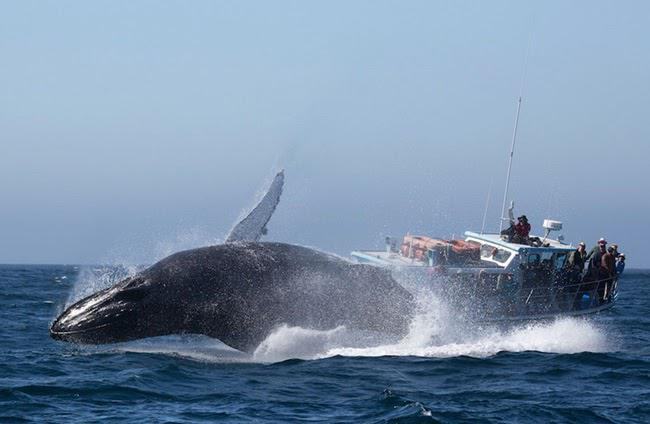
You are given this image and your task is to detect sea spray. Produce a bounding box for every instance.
[113,335,250,363]
[242,284,611,362]
[322,282,610,358]
[253,325,348,362]
[64,170,279,311]
[66,227,222,309]
[326,318,610,359]
[66,264,139,307]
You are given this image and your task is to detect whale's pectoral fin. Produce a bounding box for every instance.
[226,170,284,243]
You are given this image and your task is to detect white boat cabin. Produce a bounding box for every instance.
[351,230,575,275]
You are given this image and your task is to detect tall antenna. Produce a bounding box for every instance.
[481,178,493,234]
[499,96,523,231]
[499,32,534,231]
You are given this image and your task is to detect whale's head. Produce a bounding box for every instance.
[50,276,178,344]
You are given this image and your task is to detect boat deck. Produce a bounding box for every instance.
[351,249,505,273]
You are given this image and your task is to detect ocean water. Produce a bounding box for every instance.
[1,265,649,423]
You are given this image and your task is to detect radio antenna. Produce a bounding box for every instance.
[499,31,534,231]
[481,178,493,234]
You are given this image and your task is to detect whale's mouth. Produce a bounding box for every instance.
[50,322,113,340]
[50,284,143,344]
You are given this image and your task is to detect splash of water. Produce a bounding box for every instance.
[325,317,609,359]
[66,226,224,309]
[253,325,348,362]
[66,265,139,307]
[249,288,610,362]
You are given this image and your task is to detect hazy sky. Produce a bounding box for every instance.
[2,1,649,266]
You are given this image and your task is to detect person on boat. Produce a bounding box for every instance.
[565,242,587,284]
[585,240,607,281]
[596,246,617,303]
[513,215,531,244]
[500,202,531,244]
[610,243,620,259]
[586,238,607,262]
[616,253,626,275]
[602,247,616,277]
[567,242,587,271]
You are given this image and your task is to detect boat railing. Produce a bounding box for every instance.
[449,273,619,319]
[509,275,618,316]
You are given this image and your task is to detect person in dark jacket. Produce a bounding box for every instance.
[616,253,626,275]
[567,241,587,272]
[586,240,607,282]
[586,238,607,262]
[513,215,531,244]
[500,203,531,244]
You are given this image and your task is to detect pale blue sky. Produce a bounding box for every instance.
[2,1,649,265]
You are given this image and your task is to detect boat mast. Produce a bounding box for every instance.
[499,96,522,232]
[499,28,534,232]
[480,177,493,234]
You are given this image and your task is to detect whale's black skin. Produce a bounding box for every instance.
[50,242,414,352]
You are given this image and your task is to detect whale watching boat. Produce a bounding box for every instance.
[351,89,618,320]
[351,220,618,321]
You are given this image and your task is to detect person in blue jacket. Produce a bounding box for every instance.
[616,253,626,275]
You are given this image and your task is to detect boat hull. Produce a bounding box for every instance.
[351,251,617,321]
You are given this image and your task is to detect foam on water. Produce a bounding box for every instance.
[325,317,609,359]
[249,289,611,362]
[73,311,611,364]
[112,335,252,363]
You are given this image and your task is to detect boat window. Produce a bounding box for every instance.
[554,252,568,271]
[540,251,553,261]
[539,251,554,270]
[493,249,512,263]
[480,244,496,258]
[480,244,512,264]
[528,253,540,265]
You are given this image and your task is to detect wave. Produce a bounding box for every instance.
[78,311,611,364]
[325,318,610,359]
[250,288,611,362]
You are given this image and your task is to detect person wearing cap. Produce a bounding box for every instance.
[567,242,587,272]
[610,244,620,259]
[586,238,607,262]
[616,253,626,275]
[586,238,608,281]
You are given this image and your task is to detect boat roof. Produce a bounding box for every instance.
[464,231,574,252]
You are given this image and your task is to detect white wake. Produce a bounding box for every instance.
[247,288,611,362]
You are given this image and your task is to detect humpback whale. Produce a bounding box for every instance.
[50,242,414,352]
[50,170,414,352]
